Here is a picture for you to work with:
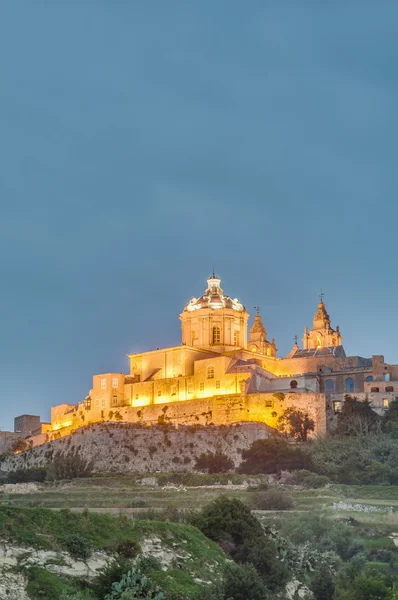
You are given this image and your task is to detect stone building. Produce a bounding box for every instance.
[45,272,398,439]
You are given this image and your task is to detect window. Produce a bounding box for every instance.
[95,399,100,408]
[365,376,374,383]
[135,393,139,400]
[212,326,221,344]
[325,379,335,392]
[234,331,239,346]
[386,386,394,392]
[101,399,105,407]
[200,382,204,391]
[101,378,106,389]
[215,380,221,389]
[384,373,391,382]
[207,366,214,379]
[188,385,193,394]
[84,398,91,410]
[157,389,162,397]
[383,398,389,408]
[371,387,380,392]
[101,410,104,419]
[112,395,118,406]
[333,401,343,413]
[290,380,298,389]
[345,378,354,393]
[316,337,322,348]
[265,400,273,408]
[112,378,118,388]
[171,386,177,396]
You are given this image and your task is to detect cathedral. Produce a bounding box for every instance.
[47,272,397,439]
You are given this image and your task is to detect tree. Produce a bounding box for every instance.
[277,408,315,441]
[336,396,381,437]
[10,438,28,453]
[238,437,312,474]
[221,563,267,600]
[382,398,398,436]
[194,451,234,474]
[311,565,335,600]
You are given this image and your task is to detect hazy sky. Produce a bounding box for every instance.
[1,2,397,429]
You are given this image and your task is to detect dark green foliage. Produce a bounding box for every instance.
[25,567,81,600]
[334,566,392,600]
[311,565,335,600]
[238,437,312,474]
[277,407,315,441]
[115,538,140,559]
[277,513,364,561]
[92,557,133,599]
[190,496,286,593]
[104,565,166,599]
[235,537,289,591]
[62,533,92,560]
[194,451,234,474]
[221,563,268,600]
[47,451,94,480]
[285,469,330,488]
[250,489,294,511]
[7,467,47,483]
[190,496,262,547]
[382,397,398,436]
[336,396,381,437]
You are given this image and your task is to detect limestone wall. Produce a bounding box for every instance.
[0,422,272,474]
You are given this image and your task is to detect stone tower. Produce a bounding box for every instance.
[302,295,342,350]
[180,272,249,351]
[247,308,277,357]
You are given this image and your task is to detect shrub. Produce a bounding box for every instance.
[238,437,312,474]
[62,533,91,561]
[251,488,294,511]
[92,557,134,599]
[47,451,93,480]
[104,566,166,600]
[277,407,315,441]
[194,451,234,474]
[336,396,381,437]
[221,563,267,600]
[7,467,47,483]
[115,539,140,559]
[189,496,262,548]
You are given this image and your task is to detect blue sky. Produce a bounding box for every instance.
[0,2,397,429]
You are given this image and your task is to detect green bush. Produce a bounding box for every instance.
[104,566,165,600]
[7,467,47,483]
[221,563,267,600]
[47,451,93,480]
[62,533,92,561]
[250,488,294,511]
[189,496,263,548]
[115,539,140,559]
[92,557,134,599]
[238,437,312,474]
[194,451,234,474]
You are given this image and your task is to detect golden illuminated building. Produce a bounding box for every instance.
[47,272,398,438]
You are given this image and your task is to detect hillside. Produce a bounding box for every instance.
[0,504,227,600]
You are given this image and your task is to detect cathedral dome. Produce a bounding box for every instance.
[183,272,245,313]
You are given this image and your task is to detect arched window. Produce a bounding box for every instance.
[345,377,354,393]
[386,386,394,392]
[371,387,380,392]
[325,379,335,392]
[207,366,214,379]
[316,337,322,348]
[212,326,221,344]
[290,380,298,389]
[365,376,374,383]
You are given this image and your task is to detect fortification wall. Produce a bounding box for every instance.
[42,391,328,447]
[0,422,272,474]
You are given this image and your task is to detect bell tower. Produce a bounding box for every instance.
[303,294,342,350]
[247,306,277,357]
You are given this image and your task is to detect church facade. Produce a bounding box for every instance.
[47,273,398,440]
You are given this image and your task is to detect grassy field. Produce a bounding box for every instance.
[1,473,398,597]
